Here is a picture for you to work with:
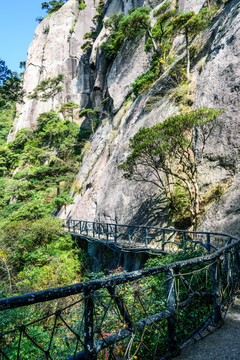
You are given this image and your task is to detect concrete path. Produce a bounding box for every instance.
[177,298,240,360]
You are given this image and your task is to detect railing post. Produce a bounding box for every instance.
[106,224,109,242]
[86,222,89,237]
[166,268,180,356]
[162,230,165,251]
[92,222,95,238]
[212,260,223,326]
[128,226,131,247]
[114,224,117,243]
[84,290,96,359]
[98,224,100,240]
[182,232,186,253]
[207,233,211,254]
[145,227,148,248]
[234,245,240,287]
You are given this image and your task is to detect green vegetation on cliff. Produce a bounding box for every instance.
[119,107,223,228]
[0,63,90,297]
[0,109,83,296]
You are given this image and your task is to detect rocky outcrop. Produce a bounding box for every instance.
[195,0,240,236]
[107,35,152,113]
[9,0,98,139]
[11,0,240,236]
[177,0,205,13]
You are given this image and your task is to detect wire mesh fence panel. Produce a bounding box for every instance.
[0,296,85,360]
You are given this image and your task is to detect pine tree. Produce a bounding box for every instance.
[170,11,209,79]
[28,74,64,109]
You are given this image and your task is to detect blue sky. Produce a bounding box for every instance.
[1,0,46,73]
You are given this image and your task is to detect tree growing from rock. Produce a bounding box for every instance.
[41,0,67,14]
[79,108,100,134]
[145,2,179,71]
[28,74,64,110]
[119,107,223,227]
[59,101,79,122]
[169,10,209,79]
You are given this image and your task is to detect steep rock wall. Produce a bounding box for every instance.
[195,0,240,236]
[9,0,97,138]
[9,0,158,138]
[11,0,240,236]
[60,0,240,237]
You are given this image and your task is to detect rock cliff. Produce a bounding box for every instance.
[10,0,240,236]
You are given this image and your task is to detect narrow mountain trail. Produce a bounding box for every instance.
[177,298,240,360]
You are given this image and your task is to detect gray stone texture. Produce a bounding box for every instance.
[195,0,240,236]
[11,0,240,237]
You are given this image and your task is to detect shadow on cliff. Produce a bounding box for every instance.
[128,193,170,228]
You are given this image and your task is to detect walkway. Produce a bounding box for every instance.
[177,298,240,360]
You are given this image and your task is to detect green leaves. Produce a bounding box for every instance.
[0,58,25,105]
[53,193,74,211]
[28,74,64,107]
[41,0,67,14]
[119,7,151,38]
[0,76,25,105]
[170,10,209,38]
[101,7,151,61]
[119,107,223,226]
[59,101,79,121]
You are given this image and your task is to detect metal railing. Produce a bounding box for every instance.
[67,219,233,253]
[0,224,239,359]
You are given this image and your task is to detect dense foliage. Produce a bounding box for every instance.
[119,107,223,227]
[0,110,84,295]
[28,74,64,110]
[101,3,213,95]
[0,63,86,296]
[41,0,68,14]
[0,59,25,107]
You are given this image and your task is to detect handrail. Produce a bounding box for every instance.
[0,222,240,360]
[0,238,239,311]
[66,219,238,253]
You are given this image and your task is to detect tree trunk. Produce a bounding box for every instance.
[193,180,199,219]
[147,29,161,57]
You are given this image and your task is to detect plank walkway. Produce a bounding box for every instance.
[177,298,240,360]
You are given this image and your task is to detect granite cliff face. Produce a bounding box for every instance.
[11,0,240,236]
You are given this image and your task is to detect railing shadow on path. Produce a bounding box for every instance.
[0,220,239,360]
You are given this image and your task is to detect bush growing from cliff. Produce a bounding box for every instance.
[101,4,177,62]
[101,12,125,60]
[59,100,79,122]
[169,10,210,79]
[130,55,160,96]
[101,8,153,60]
[28,74,64,110]
[119,107,223,227]
[41,0,67,14]
[145,2,179,70]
